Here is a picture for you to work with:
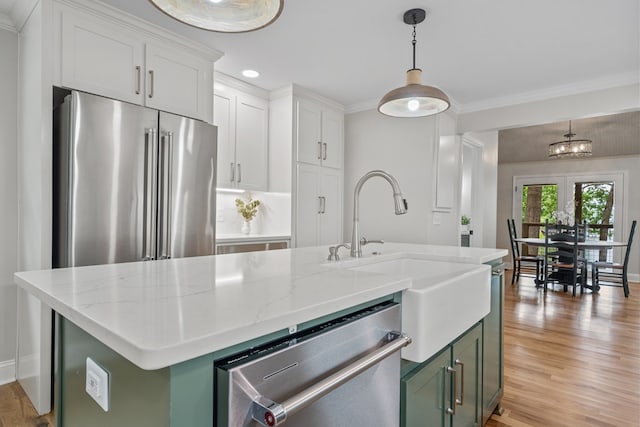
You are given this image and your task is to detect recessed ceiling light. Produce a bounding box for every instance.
[242,69,260,78]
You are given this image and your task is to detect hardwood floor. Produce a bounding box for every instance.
[0,382,53,427]
[2,270,638,426]
[486,270,640,427]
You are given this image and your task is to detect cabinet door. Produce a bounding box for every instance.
[213,91,236,189]
[296,165,321,247]
[318,169,342,245]
[235,93,269,191]
[145,43,211,121]
[320,109,343,169]
[482,271,504,424]
[451,323,483,427]
[296,98,322,166]
[402,349,451,427]
[60,8,144,105]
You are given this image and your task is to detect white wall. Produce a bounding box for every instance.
[497,155,640,280]
[344,109,460,246]
[0,28,18,385]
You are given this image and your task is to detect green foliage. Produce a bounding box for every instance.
[580,183,613,224]
[235,198,261,222]
[461,215,471,225]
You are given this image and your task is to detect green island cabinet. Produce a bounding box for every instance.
[401,263,504,427]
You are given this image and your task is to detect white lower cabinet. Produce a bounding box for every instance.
[296,164,342,247]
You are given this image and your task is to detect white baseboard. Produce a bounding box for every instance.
[0,359,15,385]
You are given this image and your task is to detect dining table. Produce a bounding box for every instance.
[513,237,628,292]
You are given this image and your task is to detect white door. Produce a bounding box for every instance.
[320,109,343,169]
[60,8,144,105]
[296,165,321,247]
[145,43,210,121]
[213,92,235,189]
[460,139,483,247]
[319,169,342,245]
[296,98,322,166]
[235,93,269,191]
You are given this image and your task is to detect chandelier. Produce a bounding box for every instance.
[548,121,592,159]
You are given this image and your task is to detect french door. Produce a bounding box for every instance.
[513,172,625,262]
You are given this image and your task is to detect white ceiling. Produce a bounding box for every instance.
[2,0,638,113]
[92,0,640,112]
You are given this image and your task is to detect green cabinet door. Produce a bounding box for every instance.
[482,270,504,424]
[402,348,452,427]
[451,323,483,427]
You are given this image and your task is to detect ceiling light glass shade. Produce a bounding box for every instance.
[148,0,284,33]
[548,121,593,159]
[378,69,450,117]
[548,140,593,158]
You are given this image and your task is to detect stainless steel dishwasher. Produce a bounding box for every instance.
[215,301,411,427]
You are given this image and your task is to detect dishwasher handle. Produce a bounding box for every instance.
[251,331,412,427]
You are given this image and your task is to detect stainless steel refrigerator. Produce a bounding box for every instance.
[53,90,217,268]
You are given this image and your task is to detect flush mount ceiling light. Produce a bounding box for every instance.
[548,121,593,159]
[378,8,450,118]
[148,0,284,33]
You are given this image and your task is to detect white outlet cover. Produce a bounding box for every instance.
[86,357,110,411]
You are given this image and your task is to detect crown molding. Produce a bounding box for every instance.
[8,0,38,32]
[214,71,269,99]
[459,72,640,114]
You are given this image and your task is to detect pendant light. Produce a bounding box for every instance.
[548,121,593,159]
[378,8,450,118]
[148,0,284,33]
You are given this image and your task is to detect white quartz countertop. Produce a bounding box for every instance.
[14,243,506,370]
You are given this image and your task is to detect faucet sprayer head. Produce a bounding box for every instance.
[394,194,408,215]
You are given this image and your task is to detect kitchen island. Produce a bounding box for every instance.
[15,243,506,426]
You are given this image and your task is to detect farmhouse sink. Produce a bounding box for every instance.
[350,257,491,362]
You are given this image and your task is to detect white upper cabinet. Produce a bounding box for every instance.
[213,84,269,191]
[296,97,343,169]
[59,8,144,105]
[54,2,218,122]
[145,43,210,120]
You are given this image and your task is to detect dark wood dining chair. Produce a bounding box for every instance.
[507,219,543,285]
[591,220,636,298]
[543,221,587,296]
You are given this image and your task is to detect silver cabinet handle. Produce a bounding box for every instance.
[148,70,154,98]
[455,359,464,407]
[322,142,327,160]
[157,132,173,260]
[135,66,141,95]
[142,128,157,261]
[237,163,242,183]
[317,196,323,214]
[251,332,411,427]
[320,196,326,214]
[317,141,322,160]
[446,366,457,415]
[230,162,235,182]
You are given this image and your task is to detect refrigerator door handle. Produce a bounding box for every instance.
[157,131,173,260]
[143,128,157,261]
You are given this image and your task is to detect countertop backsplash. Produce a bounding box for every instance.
[216,191,291,237]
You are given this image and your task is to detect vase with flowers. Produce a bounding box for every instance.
[235,197,261,234]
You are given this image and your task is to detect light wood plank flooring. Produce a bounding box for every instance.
[487,271,640,427]
[1,271,638,427]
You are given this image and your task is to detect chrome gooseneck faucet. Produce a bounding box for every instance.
[350,170,408,258]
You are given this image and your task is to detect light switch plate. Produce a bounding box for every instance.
[86,357,109,411]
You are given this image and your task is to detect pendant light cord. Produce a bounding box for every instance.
[411,24,417,70]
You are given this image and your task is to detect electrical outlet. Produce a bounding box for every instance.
[86,357,109,411]
[216,208,224,222]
